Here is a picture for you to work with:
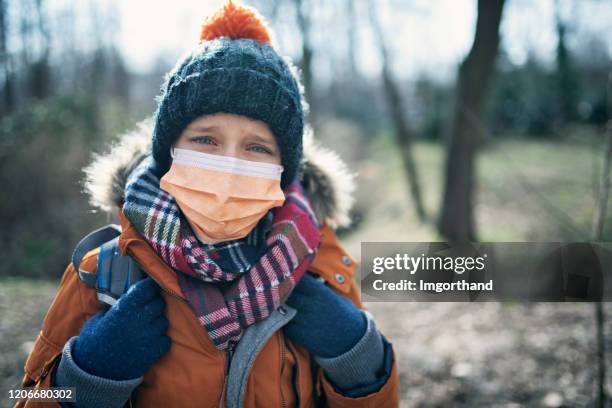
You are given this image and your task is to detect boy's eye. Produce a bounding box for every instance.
[248,144,272,154]
[191,136,216,145]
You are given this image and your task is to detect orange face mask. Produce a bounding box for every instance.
[160,147,286,244]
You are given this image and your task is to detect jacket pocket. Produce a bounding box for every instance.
[14,336,63,408]
[23,332,63,385]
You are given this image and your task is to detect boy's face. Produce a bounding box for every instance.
[173,112,281,165]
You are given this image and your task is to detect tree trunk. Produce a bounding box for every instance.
[554,0,579,124]
[345,0,358,78]
[368,0,427,221]
[27,0,52,100]
[592,72,612,408]
[0,0,14,116]
[438,0,506,241]
[294,0,316,128]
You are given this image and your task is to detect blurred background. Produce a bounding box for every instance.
[1,0,612,406]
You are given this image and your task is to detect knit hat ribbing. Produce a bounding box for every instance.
[151,0,306,188]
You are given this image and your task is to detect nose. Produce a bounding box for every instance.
[218,143,240,159]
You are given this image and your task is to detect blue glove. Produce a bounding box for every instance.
[283,273,367,358]
[72,276,171,380]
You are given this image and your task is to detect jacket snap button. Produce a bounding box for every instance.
[278,306,287,315]
[341,255,352,266]
[335,273,345,284]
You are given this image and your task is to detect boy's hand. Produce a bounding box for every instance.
[283,273,367,358]
[72,276,171,380]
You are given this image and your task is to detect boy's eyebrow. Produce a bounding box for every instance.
[246,133,275,145]
[187,125,218,132]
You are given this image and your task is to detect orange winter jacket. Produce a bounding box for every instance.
[14,211,399,407]
[14,119,400,407]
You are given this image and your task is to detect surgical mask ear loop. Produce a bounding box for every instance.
[170,147,176,159]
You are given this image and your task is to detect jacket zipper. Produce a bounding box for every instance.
[280,333,287,408]
[218,345,235,407]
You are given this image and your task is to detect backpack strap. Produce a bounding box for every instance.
[71,224,145,307]
[96,236,145,306]
[72,224,122,287]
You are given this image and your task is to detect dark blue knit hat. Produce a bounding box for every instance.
[151,0,305,188]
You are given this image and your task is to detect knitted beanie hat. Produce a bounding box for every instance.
[151,0,306,188]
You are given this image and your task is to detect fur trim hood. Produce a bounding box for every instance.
[82,118,356,229]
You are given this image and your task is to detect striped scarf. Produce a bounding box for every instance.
[123,156,320,351]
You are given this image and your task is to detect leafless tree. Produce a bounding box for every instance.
[28,0,51,100]
[438,0,506,241]
[294,0,316,127]
[0,0,15,116]
[368,0,427,221]
[345,0,358,78]
[592,72,612,408]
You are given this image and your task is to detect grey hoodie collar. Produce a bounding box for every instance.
[226,304,297,408]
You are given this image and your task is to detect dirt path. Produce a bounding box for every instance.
[367,301,609,407]
[1,278,609,407]
[0,278,57,408]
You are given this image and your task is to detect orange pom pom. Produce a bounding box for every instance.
[200,0,272,44]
